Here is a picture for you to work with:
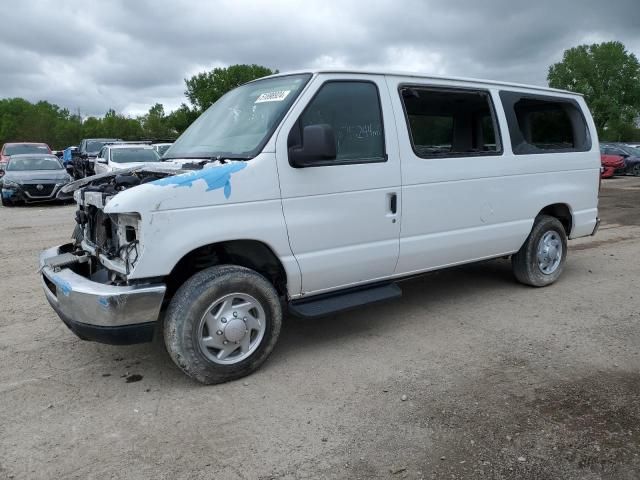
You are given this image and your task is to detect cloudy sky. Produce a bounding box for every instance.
[1,0,639,117]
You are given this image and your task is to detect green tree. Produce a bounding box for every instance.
[142,103,173,139]
[80,116,102,139]
[184,64,277,112]
[166,103,198,135]
[548,41,640,141]
[0,98,33,142]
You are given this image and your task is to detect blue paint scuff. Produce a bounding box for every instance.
[52,276,72,296]
[150,162,247,199]
[97,296,109,308]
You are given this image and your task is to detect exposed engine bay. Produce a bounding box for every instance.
[60,165,192,282]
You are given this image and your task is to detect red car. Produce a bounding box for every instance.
[600,154,625,178]
[0,142,52,171]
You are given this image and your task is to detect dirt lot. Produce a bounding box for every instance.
[1,177,639,480]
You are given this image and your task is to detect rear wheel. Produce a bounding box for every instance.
[512,215,567,287]
[164,265,282,384]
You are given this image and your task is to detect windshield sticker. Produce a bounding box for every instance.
[255,90,290,103]
[150,162,247,199]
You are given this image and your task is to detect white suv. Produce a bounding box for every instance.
[93,143,162,175]
[40,70,600,384]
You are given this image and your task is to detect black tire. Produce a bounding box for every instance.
[1,196,13,207]
[632,164,640,177]
[512,215,568,287]
[164,265,282,384]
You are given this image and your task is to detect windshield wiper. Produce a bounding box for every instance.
[162,154,252,162]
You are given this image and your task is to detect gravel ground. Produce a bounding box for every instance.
[1,177,639,480]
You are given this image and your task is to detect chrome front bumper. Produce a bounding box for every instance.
[40,244,166,342]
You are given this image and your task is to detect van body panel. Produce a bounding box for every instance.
[384,76,599,277]
[109,153,302,293]
[275,73,402,296]
[59,70,600,301]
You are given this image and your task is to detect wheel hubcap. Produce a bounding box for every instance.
[536,230,563,275]
[197,293,266,365]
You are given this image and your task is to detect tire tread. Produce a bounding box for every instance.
[163,265,282,384]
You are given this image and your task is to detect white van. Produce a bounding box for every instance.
[40,70,600,384]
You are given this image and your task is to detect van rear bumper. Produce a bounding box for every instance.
[569,208,599,239]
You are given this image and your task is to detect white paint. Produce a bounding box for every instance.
[90,71,599,300]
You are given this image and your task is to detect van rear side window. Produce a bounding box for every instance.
[499,91,591,154]
[399,87,501,158]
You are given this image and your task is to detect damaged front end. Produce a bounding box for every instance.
[41,160,248,344]
[40,167,181,344]
[62,167,180,281]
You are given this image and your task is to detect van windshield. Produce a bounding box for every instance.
[164,74,311,160]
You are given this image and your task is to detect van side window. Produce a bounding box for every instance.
[399,87,501,158]
[294,81,385,163]
[499,91,591,154]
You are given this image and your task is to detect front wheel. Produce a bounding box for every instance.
[632,164,640,177]
[164,265,282,384]
[1,195,13,207]
[512,215,567,287]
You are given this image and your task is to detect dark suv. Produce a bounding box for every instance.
[75,138,121,178]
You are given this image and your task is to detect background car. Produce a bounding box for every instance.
[0,142,51,171]
[601,143,640,176]
[62,146,79,167]
[1,154,73,206]
[600,153,625,178]
[93,143,162,175]
[76,138,122,178]
[152,142,173,157]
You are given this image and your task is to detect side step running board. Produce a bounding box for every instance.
[288,283,402,319]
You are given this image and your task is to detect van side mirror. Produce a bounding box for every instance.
[97,157,107,164]
[288,124,337,168]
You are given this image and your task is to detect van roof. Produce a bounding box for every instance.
[261,69,582,97]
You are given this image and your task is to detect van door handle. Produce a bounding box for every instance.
[389,193,397,214]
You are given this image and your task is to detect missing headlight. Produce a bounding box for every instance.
[125,225,136,242]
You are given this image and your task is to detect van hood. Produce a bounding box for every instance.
[61,160,250,213]
[59,164,183,195]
